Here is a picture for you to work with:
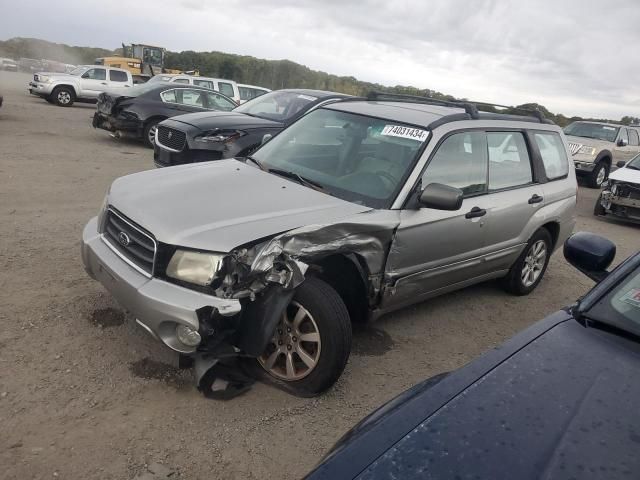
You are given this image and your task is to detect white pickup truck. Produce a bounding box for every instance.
[28,65,134,107]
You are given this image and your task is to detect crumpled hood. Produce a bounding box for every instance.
[565,134,613,148]
[108,159,371,251]
[609,166,640,184]
[169,111,282,131]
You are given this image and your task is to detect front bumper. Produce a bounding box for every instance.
[81,217,241,353]
[599,189,640,223]
[153,143,224,167]
[28,81,53,97]
[573,157,596,172]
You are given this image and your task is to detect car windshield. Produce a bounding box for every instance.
[69,66,89,76]
[564,122,620,142]
[251,108,429,208]
[234,91,318,121]
[585,260,640,338]
[627,153,640,169]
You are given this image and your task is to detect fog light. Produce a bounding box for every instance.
[175,324,201,347]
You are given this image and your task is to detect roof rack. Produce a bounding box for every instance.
[366,91,551,124]
[367,91,479,120]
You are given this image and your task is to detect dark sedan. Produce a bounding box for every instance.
[92,83,237,148]
[308,232,640,480]
[153,89,348,167]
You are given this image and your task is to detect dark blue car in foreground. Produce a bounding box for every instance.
[307,232,640,479]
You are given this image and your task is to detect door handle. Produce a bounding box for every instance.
[101,82,108,85]
[465,206,487,219]
[528,194,544,204]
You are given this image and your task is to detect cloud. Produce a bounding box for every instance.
[1,0,639,118]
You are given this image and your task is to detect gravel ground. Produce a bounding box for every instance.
[0,70,638,479]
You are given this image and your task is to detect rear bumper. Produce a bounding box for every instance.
[81,216,241,353]
[93,112,142,137]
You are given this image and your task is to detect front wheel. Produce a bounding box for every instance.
[51,86,75,107]
[257,277,352,397]
[502,228,552,296]
[588,161,609,188]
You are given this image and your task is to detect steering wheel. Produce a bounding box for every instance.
[375,170,399,188]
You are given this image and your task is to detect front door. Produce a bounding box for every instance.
[383,131,492,310]
[79,67,107,98]
[613,128,636,164]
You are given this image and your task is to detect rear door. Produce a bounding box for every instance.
[107,69,131,90]
[480,131,544,273]
[216,81,239,104]
[79,67,108,97]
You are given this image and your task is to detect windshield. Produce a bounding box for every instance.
[627,153,640,169]
[69,66,89,76]
[251,108,429,208]
[586,261,640,337]
[234,91,318,121]
[564,122,620,142]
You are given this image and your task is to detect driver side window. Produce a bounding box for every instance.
[422,132,488,196]
[82,68,106,80]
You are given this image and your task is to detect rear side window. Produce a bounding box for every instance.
[422,132,488,196]
[218,82,235,98]
[487,132,533,190]
[194,79,214,89]
[534,132,569,180]
[109,70,128,82]
[178,89,205,107]
[629,129,640,146]
[160,90,177,103]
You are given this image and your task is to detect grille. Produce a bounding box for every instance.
[102,209,156,276]
[568,142,581,155]
[156,126,186,152]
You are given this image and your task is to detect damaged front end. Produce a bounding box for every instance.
[600,181,640,222]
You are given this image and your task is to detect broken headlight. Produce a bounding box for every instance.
[194,129,243,144]
[166,250,224,286]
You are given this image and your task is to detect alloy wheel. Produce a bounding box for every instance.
[596,166,606,186]
[147,125,158,146]
[57,91,71,105]
[521,240,547,287]
[259,301,321,381]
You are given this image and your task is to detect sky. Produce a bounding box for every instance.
[1,0,639,119]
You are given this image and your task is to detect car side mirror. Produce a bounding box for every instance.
[564,232,616,282]
[617,138,628,147]
[81,73,90,79]
[261,133,273,145]
[419,183,464,211]
[617,160,626,168]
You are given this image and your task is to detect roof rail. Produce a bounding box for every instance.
[367,91,479,120]
[366,91,550,124]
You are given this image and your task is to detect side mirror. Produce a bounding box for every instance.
[261,133,273,145]
[617,138,628,147]
[617,160,626,168]
[563,232,616,282]
[419,183,464,211]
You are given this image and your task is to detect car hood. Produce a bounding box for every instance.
[168,111,282,131]
[108,159,371,251]
[346,317,640,479]
[609,166,640,184]
[565,134,613,148]
[36,71,74,79]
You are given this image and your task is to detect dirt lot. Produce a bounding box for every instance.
[0,70,638,479]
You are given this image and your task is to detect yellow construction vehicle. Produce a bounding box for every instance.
[95,44,198,83]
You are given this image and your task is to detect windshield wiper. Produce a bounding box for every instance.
[625,165,640,171]
[267,168,326,192]
[245,155,265,170]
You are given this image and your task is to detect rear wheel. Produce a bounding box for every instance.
[502,228,552,296]
[257,277,352,397]
[51,86,74,107]
[588,161,609,188]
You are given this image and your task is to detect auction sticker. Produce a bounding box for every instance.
[381,125,429,142]
[621,288,640,308]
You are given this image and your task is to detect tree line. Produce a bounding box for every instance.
[2,37,637,127]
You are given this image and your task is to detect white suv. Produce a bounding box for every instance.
[147,74,241,104]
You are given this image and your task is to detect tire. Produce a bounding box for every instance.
[594,194,606,216]
[588,161,609,188]
[51,86,74,107]
[502,228,553,296]
[255,277,352,397]
[143,120,161,148]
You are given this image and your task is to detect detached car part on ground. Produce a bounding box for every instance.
[93,83,237,148]
[564,121,640,188]
[307,232,640,479]
[82,94,577,398]
[153,89,347,167]
[28,65,134,107]
[594,154,640,223]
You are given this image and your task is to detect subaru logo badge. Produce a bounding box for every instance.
[118,232,131,247]
[167,131,173,139]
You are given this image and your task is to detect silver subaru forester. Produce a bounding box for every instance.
[81,93,577,397]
